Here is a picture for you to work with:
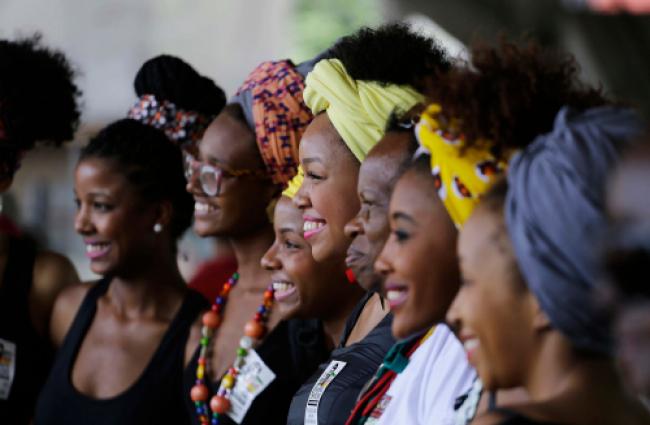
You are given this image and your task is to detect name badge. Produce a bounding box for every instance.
[219,349,275,424]
[304,360,347,425]
[0,338,16,400]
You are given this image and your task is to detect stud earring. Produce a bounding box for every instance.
[153,223,163,233]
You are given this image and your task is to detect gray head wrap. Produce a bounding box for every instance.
[505,106,645,355]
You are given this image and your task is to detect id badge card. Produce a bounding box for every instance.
[0,338,17,400]
[218,349,275,424]
[304,360,347,425]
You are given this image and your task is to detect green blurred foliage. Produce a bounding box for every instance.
[291,0,383,62]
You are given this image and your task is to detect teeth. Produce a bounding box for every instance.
[386,288,406,301]
[464,338,479,352]
[272,282,294,293]
[85,243,108,253]
[195,202,215,213]
[303,221,325,232]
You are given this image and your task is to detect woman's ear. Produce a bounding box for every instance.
[155,200,174,230]
[529,294,552,332]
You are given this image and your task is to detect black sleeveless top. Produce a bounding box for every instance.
[287,293,395,425]
[34,278,207,425]
[184,318,328,425]
[0,236,52,425]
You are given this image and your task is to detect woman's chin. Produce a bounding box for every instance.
[277,300,302,320]
[192,221,219,238]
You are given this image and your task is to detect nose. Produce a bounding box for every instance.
[344,214,365,239]
[261,242,282,271]
[74,205,94,235]
[292,183,311,210]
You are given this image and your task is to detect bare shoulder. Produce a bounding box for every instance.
[29,251,80,338]
[49,281,94,348]
[32,251,80,305]
[184,311,205,367]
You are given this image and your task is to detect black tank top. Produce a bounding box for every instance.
[34,278,207,425]
[0,236,52,425]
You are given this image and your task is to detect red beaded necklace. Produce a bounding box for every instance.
[190,272,275,425]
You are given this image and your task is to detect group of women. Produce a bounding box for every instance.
[1,23,649,425]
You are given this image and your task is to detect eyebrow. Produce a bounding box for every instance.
[302,157,323,166]
[280,227,299,235]
[360,189,384,204]
[203,154,224,166]
[74,189,113,197]
[392,211,416,224]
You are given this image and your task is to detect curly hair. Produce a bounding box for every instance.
[79,119,193,242]
[425,37,611,159]
[327,23,450,91]
[134,54,226,116]
[0,34,81,150]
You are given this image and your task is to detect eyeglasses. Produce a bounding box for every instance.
[183,152,268,197]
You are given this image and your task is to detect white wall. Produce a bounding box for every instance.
[1,0,295,279]
[0,0,294,126]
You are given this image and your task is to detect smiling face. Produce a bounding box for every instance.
[188,110,277,238]
[344,131,413,292]
[294,113,361,263]
[74,158,160,276]
[446,202,538,391]
[261,196,355,319]
[375,164,460,339]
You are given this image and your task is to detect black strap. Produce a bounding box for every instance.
[489,390,498,411]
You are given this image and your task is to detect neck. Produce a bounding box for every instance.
[228,224,275,291]
[108,256,186,319]
[321,282,365,350]
[524,332,621,401]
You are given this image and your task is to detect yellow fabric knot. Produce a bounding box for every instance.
[415,104,510,228]
[303,58,425,163]
[282,165,304,199]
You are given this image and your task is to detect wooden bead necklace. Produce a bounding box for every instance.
[189,272,275,425]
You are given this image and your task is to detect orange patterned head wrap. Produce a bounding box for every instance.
[233,60,314,187]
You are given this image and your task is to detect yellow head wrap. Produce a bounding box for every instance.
[282,165,304,199]
[415,104,510,228]
[303,59,425,163]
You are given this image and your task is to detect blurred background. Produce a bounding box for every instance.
[1,0,648,280]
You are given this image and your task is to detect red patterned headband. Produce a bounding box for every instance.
[127,94,213,148]
[234,60,313,186]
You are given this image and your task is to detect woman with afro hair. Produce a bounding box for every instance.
[443,38,648,420]
[0,35,82,425]
[347,37,631,425]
